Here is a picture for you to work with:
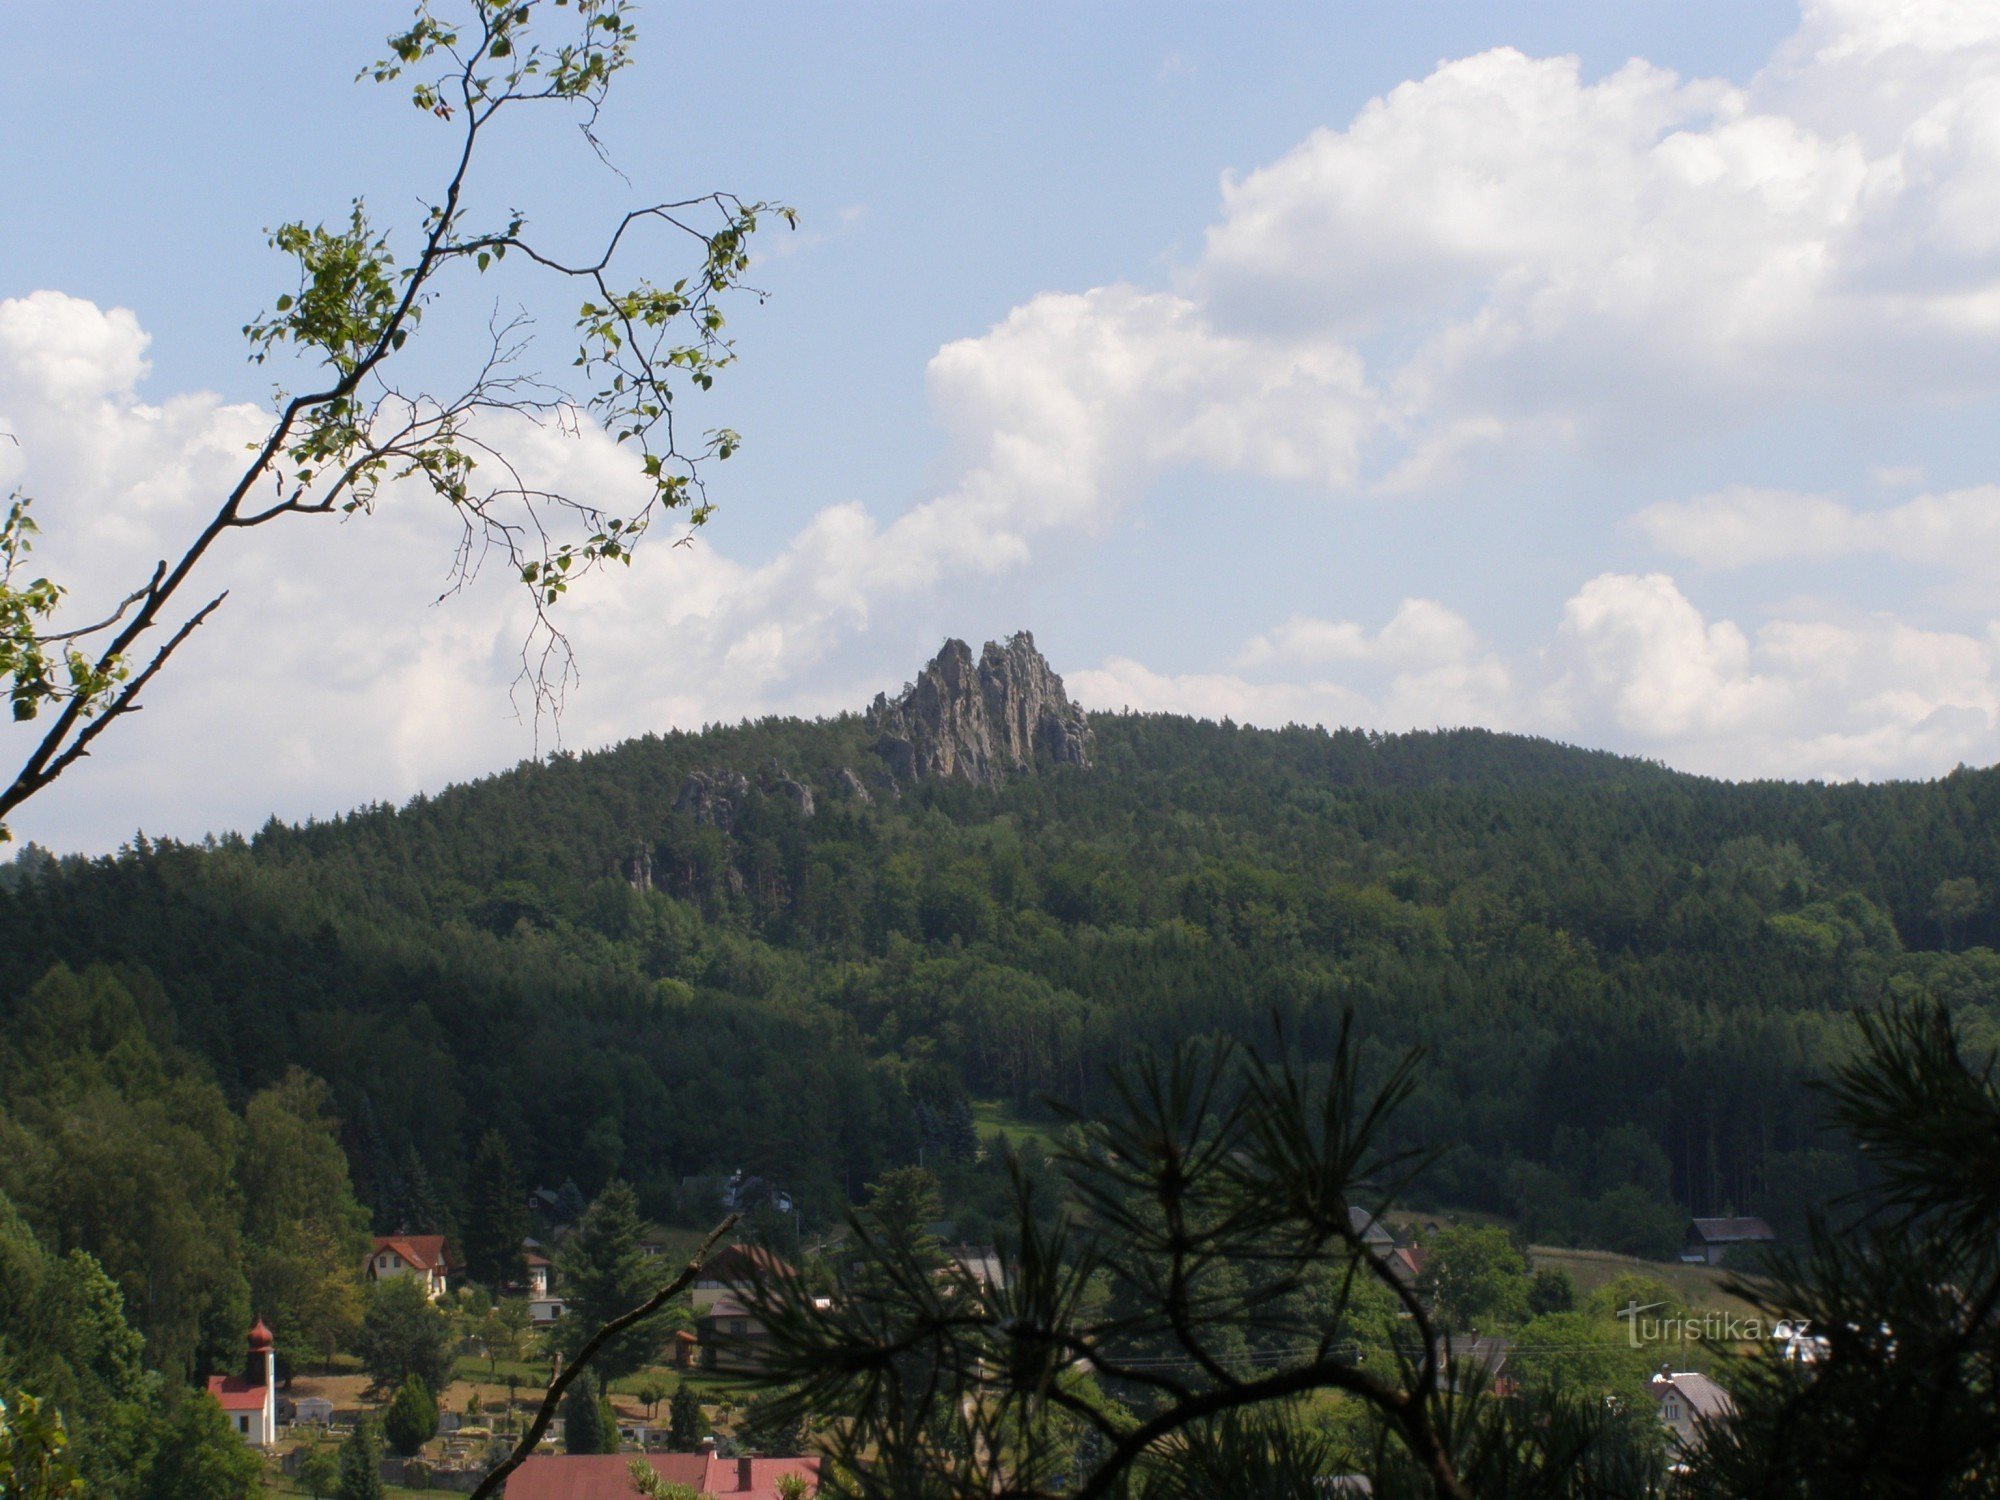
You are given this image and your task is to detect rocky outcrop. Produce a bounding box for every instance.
[833,767,874,804]
[869,631,1094,787]
[673,769,753,830]
[673,765,818,829]
[769,774,815,818]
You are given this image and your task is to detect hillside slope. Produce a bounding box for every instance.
[3,633,1997,1254]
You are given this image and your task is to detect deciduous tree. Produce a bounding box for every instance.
[357,1276,453,1395]
[0,0,788,839]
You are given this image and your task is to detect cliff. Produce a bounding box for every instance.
[869,631,1094,787]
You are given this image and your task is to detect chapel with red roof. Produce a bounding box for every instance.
[206,1317,277,1447]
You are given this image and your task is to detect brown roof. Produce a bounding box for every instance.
[504,1454,818,1499]
[373,1234,453,1272]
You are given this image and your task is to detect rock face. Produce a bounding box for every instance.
[673,766,818,829]
[672,769,753,830]
[869,631,1093,787]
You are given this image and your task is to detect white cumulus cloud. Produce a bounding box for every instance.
[15,0,2000,847]
[1635,483,2000,572]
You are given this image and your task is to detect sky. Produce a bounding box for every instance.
[4,0,2000,853]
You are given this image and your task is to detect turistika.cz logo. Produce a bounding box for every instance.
[1615,1300,1808,1349]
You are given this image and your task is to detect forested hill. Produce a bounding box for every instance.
[4,634,2000,1271]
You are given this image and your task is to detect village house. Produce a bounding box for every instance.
[1349,1206,1397,1251]
[505,1452,819,1499]
[638,1225,676,1260]
[946,1244,1006,1292]
[691,1243,792,1313]
[1647,1366,1733,1450]
[207,1319,278,1448]
[698,1294,775,1372]
[1679,1217,1776,1267]
[367,1234,455,1299]
[1433,1335,1517,1398]
[1386,1242,1428,1285]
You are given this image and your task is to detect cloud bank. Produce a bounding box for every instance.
[8,0,2000,849]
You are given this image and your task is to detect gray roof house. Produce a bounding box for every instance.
[1680,1217,1775,1266]
[1647,1367,1733,1450]
[1348,1206,1396,1249]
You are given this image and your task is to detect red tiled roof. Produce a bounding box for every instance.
[504,1454,818,1500]
[206,1373,268,1412]
[373,1234,453,1272]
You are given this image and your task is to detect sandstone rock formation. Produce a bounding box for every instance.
[869,631,1093,787]
[674,765,818,829]
[672,769,752,829]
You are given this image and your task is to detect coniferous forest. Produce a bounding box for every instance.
[4,700,1996,1286]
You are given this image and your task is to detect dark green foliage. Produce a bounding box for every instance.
[337,1415,385,1500]
[856,1168,945,1275]
[736,1390,808,1456]
[1418,1227,1530,1333]
[560,1374,615,1454]
[297,1446,340,1499]
[1686,1002,2000,1495]
[240,1068,371,1372]
[393,1146,446,1237]
[556,1182,670,1380]
[0,965,251,1381]
[137,1392,260,1500]
[382,1374,438,1457]
[6,712,1997,1263]
[356,1277,452,1395]
[461,1131,529,1291]
[743,1019,1668,1498]
[1525,1268,1574,1317]
[668,1384,706,1450]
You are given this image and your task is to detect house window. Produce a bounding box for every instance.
[730,1320,748,1335]
[1663,1402,1679,1420]
[238,1415,249,1433]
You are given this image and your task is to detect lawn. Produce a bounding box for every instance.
[970,1098,1067,1156]
[1528,1244,1765,1316]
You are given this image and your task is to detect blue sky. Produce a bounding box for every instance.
[4,0,1999,852]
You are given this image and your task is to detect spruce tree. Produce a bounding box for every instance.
[669,1385,706,1450]
[337,1415,385,1500]
[383,1374,439,1457]
[555,1181,667,1379]
[351,1099,401,1234]
[399,1146,446,1236]
[562,1374,610,1454]
[462,1130,529,1290]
